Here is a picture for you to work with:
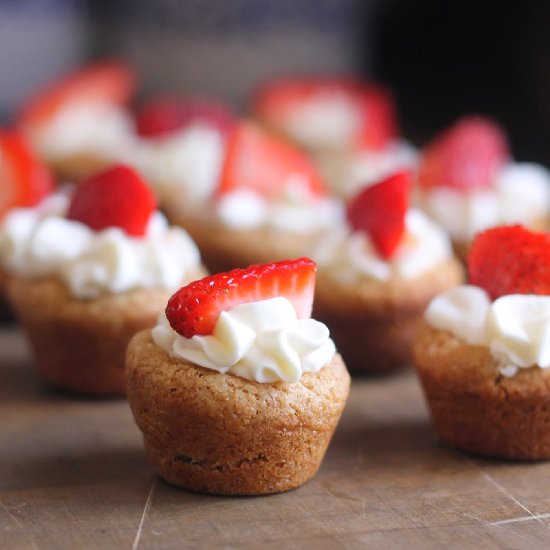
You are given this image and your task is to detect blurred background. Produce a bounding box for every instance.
[0,0,547,163]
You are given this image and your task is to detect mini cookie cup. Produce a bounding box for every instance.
[126,329,350,495]
[7,269,205,396]
[313,257,464,374]
[414,325,550,460]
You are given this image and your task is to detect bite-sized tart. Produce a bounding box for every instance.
[17,60,136,181]
[0,130,54,320]
[1,165,205,395]
[166,121,343,274]
[126,258,350,495]
[415,116,550,259]
[312,171,463,374]
[415,225,550,460]
[251,75,417,198]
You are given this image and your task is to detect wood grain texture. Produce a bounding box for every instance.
[2,326,550,549]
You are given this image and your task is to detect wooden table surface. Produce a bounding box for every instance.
[2,326,550,550]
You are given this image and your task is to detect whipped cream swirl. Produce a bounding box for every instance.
[153,297,336,383]
[0,193,201,298]
[425,285,550,377]
[316,140,418,198]
[312,208,452,282]
[281,92,361,151]
[216,179,343,234]
[26,102,136,165]
[126,124,225,211]
[416,162,550,241]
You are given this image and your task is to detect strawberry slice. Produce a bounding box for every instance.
[468,225,550,300]
[166,258,317,338]
[0,131,54,219]
[418,116,509,191]
[217,122,327,200]
[18,60,135,129]
[136,97,235,138]
[252,76,397,151]
[67,165,156,236]
[346,171,411,259]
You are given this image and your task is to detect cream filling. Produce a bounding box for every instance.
[26,102,135,164]
[425,285,550,377]
[416,162,550,242]
[312,208,452,283]
[0,194,201,298]
[125,124,225,211]
[153,297,336,383]
[215,181,344,234]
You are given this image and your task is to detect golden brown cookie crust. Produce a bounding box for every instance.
[7,269,206,395]
[126,329,350,495]
[414,324,550,460]
[313,257,464,374]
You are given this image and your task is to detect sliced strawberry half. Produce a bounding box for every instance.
[346,171,411,259]
[67,165,156,236]
[468,225,550,300]
[418,116,509,191]
[136,97,235,138]
[217,122,327,200]
[166,258,317,338]
[252,76,397,151]
[18,60,135,130]
[0,131,54,219]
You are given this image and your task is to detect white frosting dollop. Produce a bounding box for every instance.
[425,285,490,345]
[216,179,343,234]
[417,162,550,241]
[312,208,452,282]
[126,124,225,211]
[282,92,361,151]
[0,194,201,298]
[425,285,550,377]
[317,140,419,198]
[152,297,336,383]
[26,102,136,164]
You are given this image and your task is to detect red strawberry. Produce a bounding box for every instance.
[217,122,327,200]
[346,171,411,259]
[468,225,550,300]
[252,76,397,151]
[18,60,135,130]
[136,97,235,138]
[418,116,509,191]
[0,131,54,219]
[166,258,316,338]
[67,165,156,236]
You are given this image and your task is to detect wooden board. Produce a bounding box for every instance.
[2,325,550,549]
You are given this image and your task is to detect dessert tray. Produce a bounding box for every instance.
[3,326,550,549]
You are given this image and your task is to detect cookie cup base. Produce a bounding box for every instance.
[126,330,350,495]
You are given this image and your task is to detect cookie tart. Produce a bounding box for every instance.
[0,130,54,320]
[17,60,136,182]
[168,121,342,274]
[415,116,550,260]
[251,76,417,198]
[126,258,350,495]
[312,171,463,373]
[414,225,550,460]
[2,165,205,395]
